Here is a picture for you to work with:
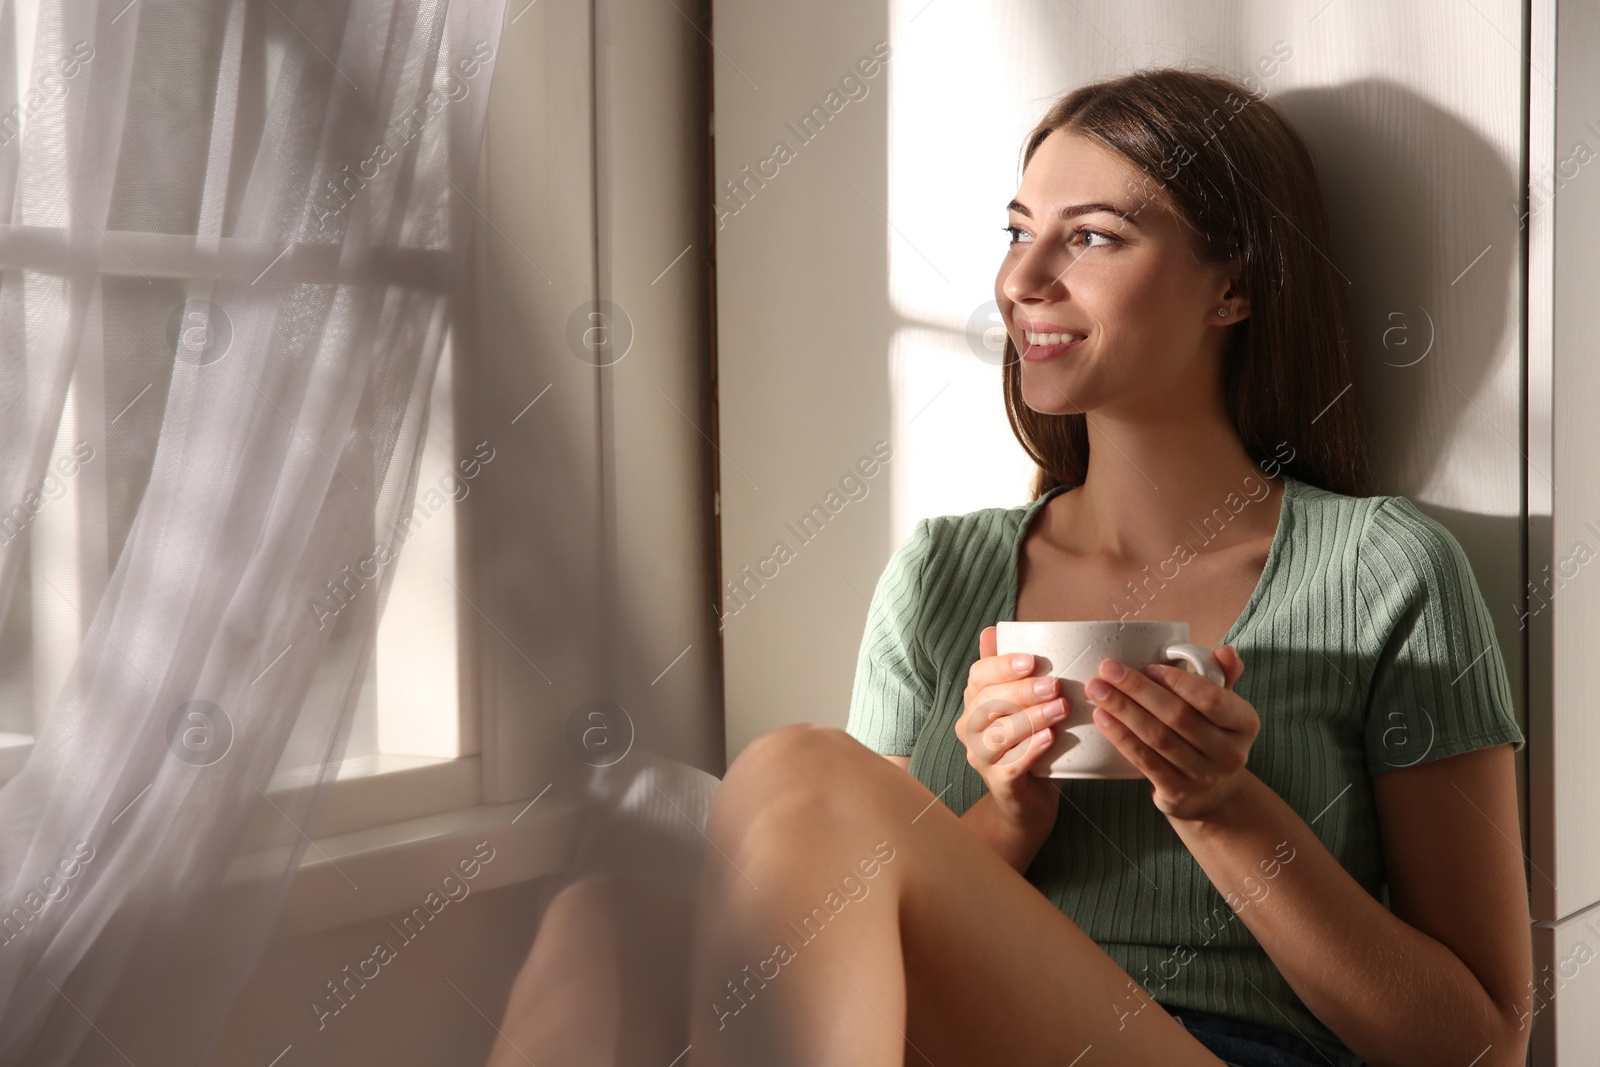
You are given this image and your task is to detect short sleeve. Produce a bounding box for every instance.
[845,518,937,756]
[1358,496,1525,777]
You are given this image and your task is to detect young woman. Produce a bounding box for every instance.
[685,68,1531,1066]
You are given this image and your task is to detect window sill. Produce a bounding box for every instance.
[230,790,585,938]
[243,752,485,850]
[10,738,582,936]
[0,740,486,843]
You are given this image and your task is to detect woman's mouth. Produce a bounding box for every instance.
[1019,329,1086,361]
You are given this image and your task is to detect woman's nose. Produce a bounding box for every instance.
[1003,242,1072,304]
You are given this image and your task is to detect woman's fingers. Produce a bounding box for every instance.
[973,626,1064,705]
[972,695,1066,769]
[1092,692,1211,778]
[1089,663,1229,756]
[967,635,1059,727]
[974,674,1061,729]
[962,627,1067,772]
[965,626,1069,788]
[1216,644,1246,688]
[969,647,1039,695]
[1086,658,1259,786]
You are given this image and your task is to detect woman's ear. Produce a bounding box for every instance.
[1218,257,1250,323]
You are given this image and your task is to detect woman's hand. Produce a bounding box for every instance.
[954,625,1068,831]
[1084,646,1258,823]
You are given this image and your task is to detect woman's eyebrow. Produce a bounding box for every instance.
[1006,199,1143,229]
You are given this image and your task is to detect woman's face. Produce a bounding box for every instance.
[994,128,1242,418]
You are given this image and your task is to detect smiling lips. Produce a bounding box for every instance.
[1014,317,1087,361]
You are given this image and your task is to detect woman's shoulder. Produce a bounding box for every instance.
[920,491,1048,540]
[1281,471,1383,521]
[1288,474,1475,570]
[1283,473,1451,560]
[1354,491,1487,605]
[1290,476,1496,642]
[913,489,1056,568]
[882,492,1049,609]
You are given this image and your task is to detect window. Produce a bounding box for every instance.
[0,0,715,932]
[0,6,591,933]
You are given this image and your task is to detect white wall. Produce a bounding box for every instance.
[710,2,898,759]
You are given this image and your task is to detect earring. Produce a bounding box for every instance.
[1218,308,1229,317]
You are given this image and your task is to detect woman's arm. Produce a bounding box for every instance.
[1166,744,1531,1067]
[878,753,1053,874]
[958,792,1054,874]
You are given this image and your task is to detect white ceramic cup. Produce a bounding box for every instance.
[995,620,1226,779]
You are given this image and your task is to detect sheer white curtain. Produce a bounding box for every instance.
[0,1,507,1063]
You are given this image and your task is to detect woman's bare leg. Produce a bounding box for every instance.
[686,723,1229,1066]
[488,872,694,1067]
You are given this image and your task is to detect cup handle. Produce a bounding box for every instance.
[1162,643,1226,687]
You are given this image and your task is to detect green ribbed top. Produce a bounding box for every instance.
[844,473,1525,1065]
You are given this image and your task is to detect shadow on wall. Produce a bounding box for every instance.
[1276,79,1516,495]
[1275,78,1526,732]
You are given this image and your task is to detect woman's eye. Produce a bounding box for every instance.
[1071,227,1119,249]
[1001,224,1119,249]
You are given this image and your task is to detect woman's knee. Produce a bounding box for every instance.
[710,725,903,838]
[722,723,871,796]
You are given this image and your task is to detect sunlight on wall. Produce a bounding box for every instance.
[885,0,1058,539]
[890,325,1034,524]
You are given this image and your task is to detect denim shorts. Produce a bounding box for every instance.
[1167,1006,1347,1067]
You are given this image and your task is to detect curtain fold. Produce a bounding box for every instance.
[0,1,508,1063]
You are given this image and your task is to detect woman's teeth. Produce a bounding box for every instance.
[1025,331,1084,345]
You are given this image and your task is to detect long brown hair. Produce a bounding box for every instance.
[1004,67,1376,499]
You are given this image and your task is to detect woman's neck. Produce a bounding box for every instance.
[1049,418,1283,564]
